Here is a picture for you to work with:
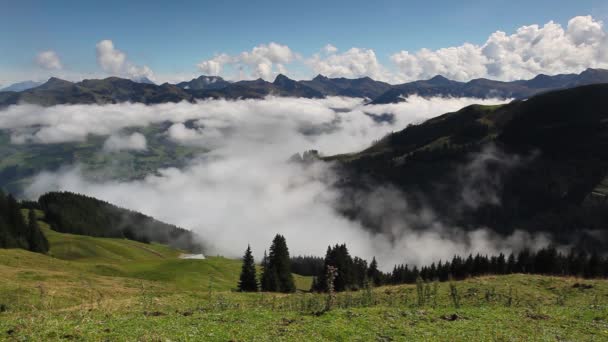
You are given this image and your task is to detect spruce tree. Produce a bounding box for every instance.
[261,234,295,293]
[238,245,258,292]
[27,209,49,253]
[368,257,382,286]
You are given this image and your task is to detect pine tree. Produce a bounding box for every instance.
[368,257,382,286]
[261,234,295,293]
[27,209,49,253]
[238,245,258,292]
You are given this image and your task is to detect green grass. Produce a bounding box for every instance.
[0,270,606,341]
[0,226,606,340]
[43,226,180,262]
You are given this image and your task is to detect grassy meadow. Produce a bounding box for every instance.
[0,218,607,340]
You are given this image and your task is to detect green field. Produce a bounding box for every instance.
[0,124,207,194]
[0,223,607,340]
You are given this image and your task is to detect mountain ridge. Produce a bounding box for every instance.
[2,68,608,107]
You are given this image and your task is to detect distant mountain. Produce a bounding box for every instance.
[370,68,608,104]
[2,68,608,107]
[0,77,193,107]
[189,74,324,100]
[0,80,43,92]
[300,75,392,99]
[136,76,156,85]
[176,75,230,90]
[326,84,608,251]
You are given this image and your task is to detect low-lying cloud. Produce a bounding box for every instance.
[103,132,147,152]
[1,95,555,269]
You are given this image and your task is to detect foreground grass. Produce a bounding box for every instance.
[0,273,607,341]
[0,227,606,340]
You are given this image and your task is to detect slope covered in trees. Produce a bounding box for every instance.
[0,191,48,253]
[327,84,608,251]
[37,191,203,252]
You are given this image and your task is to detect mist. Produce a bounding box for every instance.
[3,95,553,269]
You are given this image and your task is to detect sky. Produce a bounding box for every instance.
[1,0,608,85]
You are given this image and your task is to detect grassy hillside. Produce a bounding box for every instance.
[43,226,180,262]
[0,264,605,340]
[1,219,311,295]
[1,217,605,340]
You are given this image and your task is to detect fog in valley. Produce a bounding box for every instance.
[1,95,553,269]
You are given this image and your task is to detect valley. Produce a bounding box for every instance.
[3,7,608,338]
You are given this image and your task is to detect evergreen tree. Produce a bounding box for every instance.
[27,209,49,253]
[353,257,368,289]
[0,192,48,253]
[368,257,382,286]
[238,245,258,292]
[260,234,295,293]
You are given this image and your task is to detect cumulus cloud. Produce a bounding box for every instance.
[36,50,62,70]
[307,46,391,81]
[189,15,608,83]
[3,95,543,269]
[391,15,608,81]
[196,42,296,80]
[196,53,231,76]
[96,40,155,82]
[103,132,147,151]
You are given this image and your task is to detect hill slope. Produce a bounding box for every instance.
[38,191,204,253]
[327,84,608,249]
[0,258,605,341]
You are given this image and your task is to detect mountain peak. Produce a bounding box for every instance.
[273,74,293,84]
[0,80,42,92]
[137,76,156,85]
[313,74,329,81]
[580,68,608,76]
[39,77,73,89]
[427,75,451,84]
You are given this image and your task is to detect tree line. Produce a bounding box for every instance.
[0,191,48,253]
[389,247,608,284]
[37,191,202,252]
[238,236,383,293]
[239,237,608,293]
[238,234,295,293]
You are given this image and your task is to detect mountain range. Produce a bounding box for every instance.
[2,68,608,107]
[0,80,43,92]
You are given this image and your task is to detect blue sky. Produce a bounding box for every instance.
[1,0,608,85]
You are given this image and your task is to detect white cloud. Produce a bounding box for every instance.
[307,47,391,81]
[2,96,536,268]
[196,42,295,80]
[189,15,608,83]
[36,51,62,70]
[103,132,147,151]
[96,40,155,82]
[196,53,232,76]
[391,15,608,82]
[322,44,338,54]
